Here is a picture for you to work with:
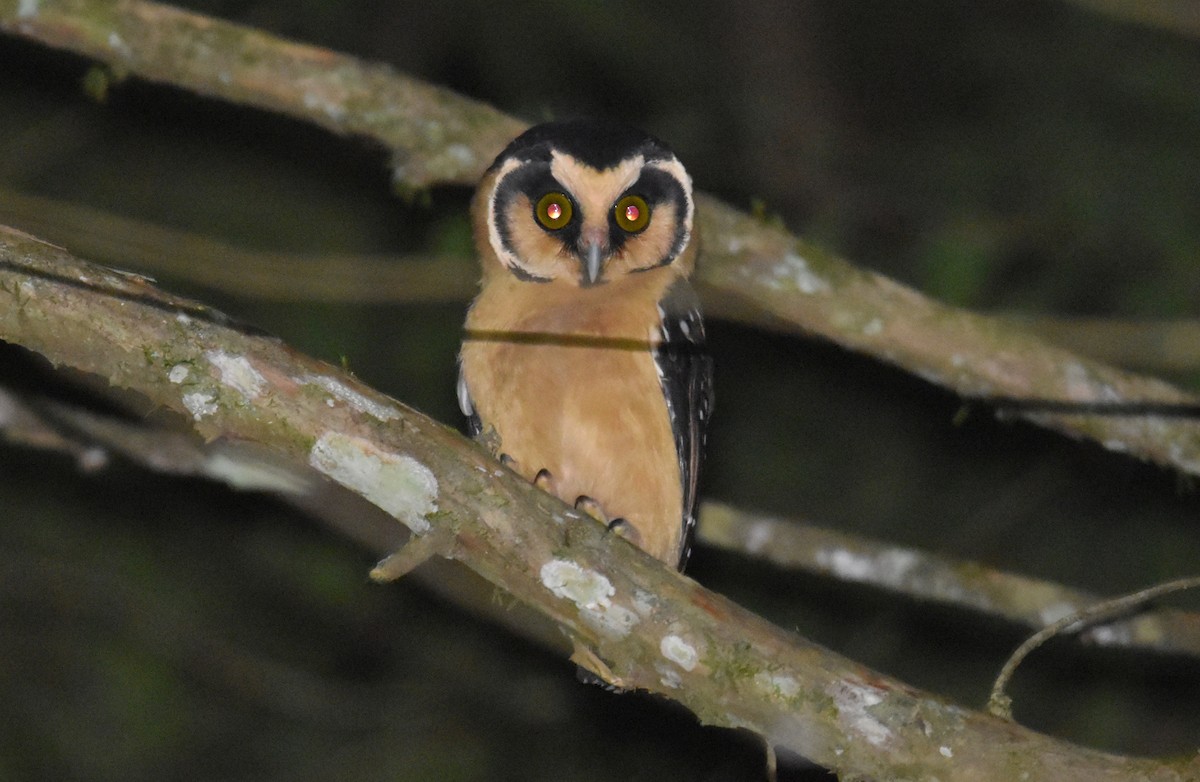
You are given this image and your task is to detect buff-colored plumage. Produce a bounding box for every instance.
[458,120,708,567]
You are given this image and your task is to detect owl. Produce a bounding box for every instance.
[458,118,712,568]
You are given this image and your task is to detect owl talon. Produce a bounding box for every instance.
[606,517,644,549]
[574,495,606,522]
[574,500,646,549]
[533,468,556,493]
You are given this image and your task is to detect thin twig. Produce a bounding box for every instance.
[988,576,1200,720]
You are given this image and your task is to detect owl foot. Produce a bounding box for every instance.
[500,456,558,494]
[574,494,605,521]
[533,468,555,493]
[605,517,644,549]
[574,496,644,549]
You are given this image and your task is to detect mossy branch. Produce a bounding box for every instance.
[4,0,1200,482]
[4,225,1198,782]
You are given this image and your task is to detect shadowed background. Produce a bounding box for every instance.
[2,1,1200,780]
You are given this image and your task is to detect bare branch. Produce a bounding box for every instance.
[4,227,1198,780]
[698,502,1200,659]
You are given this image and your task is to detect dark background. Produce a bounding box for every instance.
[3,1,1200,780]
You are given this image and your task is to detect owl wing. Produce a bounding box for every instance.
[654,278,714,570]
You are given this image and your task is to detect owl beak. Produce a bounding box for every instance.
[580,225,608,286]
[583,240,604,285]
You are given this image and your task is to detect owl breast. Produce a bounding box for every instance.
[459,269,686,563]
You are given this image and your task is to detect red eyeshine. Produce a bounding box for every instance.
[625,204,640,222]
[547,202,562,221]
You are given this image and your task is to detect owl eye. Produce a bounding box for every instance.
[535,192,574,230]
[614,195,650,233]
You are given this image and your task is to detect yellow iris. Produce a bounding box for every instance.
[614,195,650,233]
[536,192,573,230]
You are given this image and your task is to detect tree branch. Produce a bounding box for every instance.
[3,225,1197,782]
[698,502,1200,659]
[5,0,1200,483]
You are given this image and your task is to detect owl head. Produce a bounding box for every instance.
[473,118,696,287]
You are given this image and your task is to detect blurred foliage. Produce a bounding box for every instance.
[2,1,1200,780]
